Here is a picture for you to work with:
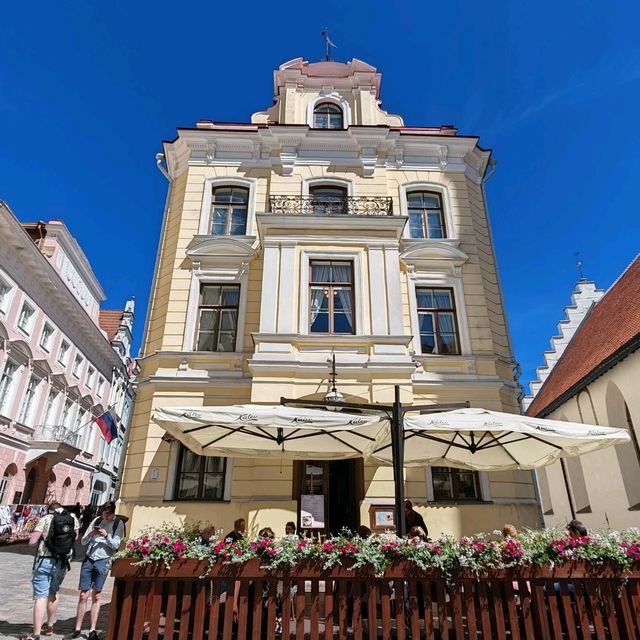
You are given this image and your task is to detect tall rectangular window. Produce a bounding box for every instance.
[39,323,54,352]
[96,377,105,398]
[42,389,58,426]
[173,445,226,501]
[309,260,355,334]
[0,360,18,414]
[432,467,481,501]
[407,191,446,239]
[17,302,35,334]
[86,366,95,389]
[195,284,240,352]
[0,277,12,315]
[18,375,41,425]
[211,187,248,236]
[61,399,73,428]
[72,354,83,378]
[57,340,70,366]
[416,288,460,355]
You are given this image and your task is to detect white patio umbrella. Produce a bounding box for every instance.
[370,407,631,471]
[153,404,389,460]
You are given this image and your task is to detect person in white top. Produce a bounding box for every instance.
[72,501,125,640]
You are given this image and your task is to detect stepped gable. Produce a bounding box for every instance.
[526,256,640,416]
[523,280,604,409]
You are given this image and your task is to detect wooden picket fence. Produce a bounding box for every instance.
[107,558,640,639]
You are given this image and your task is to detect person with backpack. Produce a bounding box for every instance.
[71,501,125,640]
[23,501,79,640]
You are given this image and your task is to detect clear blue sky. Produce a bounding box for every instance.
[1,1,639,393]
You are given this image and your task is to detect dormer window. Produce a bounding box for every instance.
[211,187,248,236]
[313,103,343,130]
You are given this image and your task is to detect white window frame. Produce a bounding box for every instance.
[16,300,36,335]
[39,323,55,353]
[0,273,14,317]
[0,359,19,416]
[42,388,60,426]
[407,274,472,356]
[86,366,95,389]
[198,177,258,237]
[17,375,41,426]
[400,182,455,240]
[307,92,351,129]
[96,377,105,399]
[299,249,365,336]
[57,339,71,366]
[183,271,249,353]
[61,398,74,429]
[301,177,354,197]
[72,353,84,379]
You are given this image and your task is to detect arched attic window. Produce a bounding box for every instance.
[313,103,344,130]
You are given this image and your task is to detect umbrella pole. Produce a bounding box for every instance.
[391,384,406,536]
[559,459,577,520]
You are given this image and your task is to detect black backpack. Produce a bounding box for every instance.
[44,511,75,561]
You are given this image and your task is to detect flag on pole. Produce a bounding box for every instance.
[96,411,118,444]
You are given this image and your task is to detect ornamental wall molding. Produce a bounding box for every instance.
[165,127,490,180]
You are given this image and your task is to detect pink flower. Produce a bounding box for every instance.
[266,547,278,557]
[323,541,335,553]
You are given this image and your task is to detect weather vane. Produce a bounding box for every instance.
[321,28,337,61]
[574,251,585,280]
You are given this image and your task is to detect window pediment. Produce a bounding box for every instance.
[400,240,468,276]
[186,236,258,266]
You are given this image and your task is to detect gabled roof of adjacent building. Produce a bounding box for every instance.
[526,255,640,417]
[99,309,123,342]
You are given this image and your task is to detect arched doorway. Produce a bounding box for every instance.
[75,480,84,504]
[60,477,71,505]
[46,472,57,503]
[0,464,17,504]
[23,468,37,504]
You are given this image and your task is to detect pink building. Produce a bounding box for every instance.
[0,201,131,508]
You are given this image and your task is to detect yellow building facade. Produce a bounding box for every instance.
[120,57,542,538]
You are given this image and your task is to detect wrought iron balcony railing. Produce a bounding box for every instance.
[269,195,393,216]
[32,425,81,448]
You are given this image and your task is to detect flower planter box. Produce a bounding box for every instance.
[108,558,640,640]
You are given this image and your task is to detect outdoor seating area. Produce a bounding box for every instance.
[108,556,640,639]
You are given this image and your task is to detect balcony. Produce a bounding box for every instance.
[26,424,82,465]
[269,195,393,216]
[32,424,81,447]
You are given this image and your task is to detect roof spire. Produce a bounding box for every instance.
[574,251,586,281]
[321,28,337,61]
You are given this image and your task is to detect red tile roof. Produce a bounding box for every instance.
[527,256,640,417]
[99,310,123,342]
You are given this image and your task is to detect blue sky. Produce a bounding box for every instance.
[1,1,639,393]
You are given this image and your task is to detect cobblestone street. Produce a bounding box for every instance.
[0,543,112,640]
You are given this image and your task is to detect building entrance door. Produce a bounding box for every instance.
[295,459,363,536]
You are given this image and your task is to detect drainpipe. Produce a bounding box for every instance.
[138,153,172,356]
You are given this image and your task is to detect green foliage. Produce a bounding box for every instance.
[115,524,640,575]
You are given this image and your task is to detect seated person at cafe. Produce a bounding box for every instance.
[567,519,588,538]
[404,500,429,537]
[284,522,297,537]
[224,518,246,542]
